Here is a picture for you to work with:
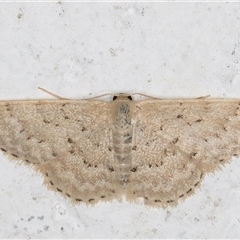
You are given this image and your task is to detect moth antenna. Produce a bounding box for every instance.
[130,93,161,99]
[38,88,115,101]
[131,94,211,100]
[38,87,69,100]
[83,93,113,100]
[195,95,211,99]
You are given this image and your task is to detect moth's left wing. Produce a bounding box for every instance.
[127,99,240,207]
[0,100,121,204]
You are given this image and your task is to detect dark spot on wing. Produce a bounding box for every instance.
[172,137,179,144]
[4,104,10,111]
[108,167,114,172]
[194,181,199,187]
[43,119,50,124]
[124,133,132,144]
[190,152,197,159]
[186,188,192,194]
[19,129,25,134]
[69,149,75,155]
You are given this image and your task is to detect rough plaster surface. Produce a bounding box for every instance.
[0,2,240,238]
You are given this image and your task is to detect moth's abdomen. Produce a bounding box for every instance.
[113,128,132,184]
[112,102,133,186]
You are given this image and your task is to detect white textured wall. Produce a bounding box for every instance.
[0,2,240,238]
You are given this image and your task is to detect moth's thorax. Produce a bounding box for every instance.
[111,96,133,186]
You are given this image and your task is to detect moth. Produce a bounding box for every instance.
[0,92,240,207]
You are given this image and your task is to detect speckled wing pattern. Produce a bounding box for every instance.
[0,100,120,203]
[0,97,240,208]
[128,99,240,207]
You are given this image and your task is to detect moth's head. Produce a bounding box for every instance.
[113,93,132,101]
